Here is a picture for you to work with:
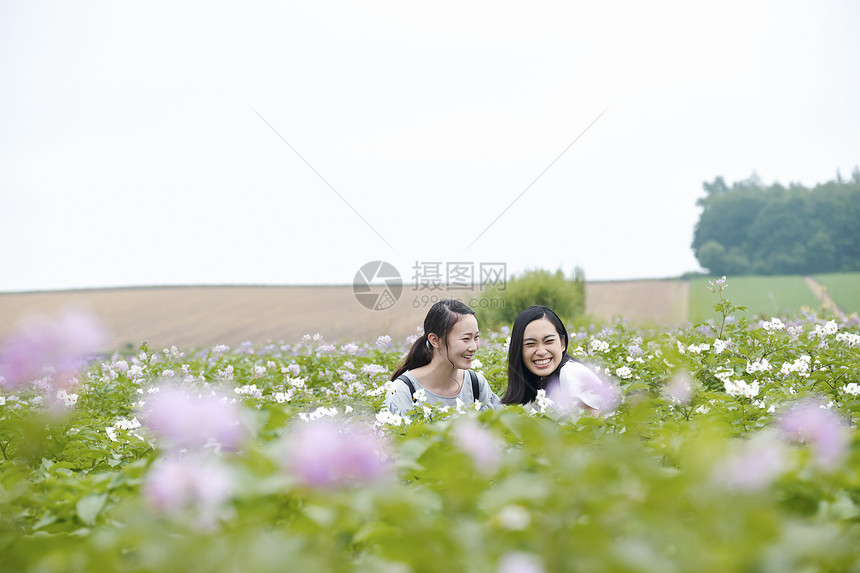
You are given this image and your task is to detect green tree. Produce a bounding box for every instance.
[692,172,860,275]
[476,268,586,328]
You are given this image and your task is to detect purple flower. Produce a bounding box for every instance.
[142,385,246,451]
[664,371,693,405]
[0,308,109,390]
[452,418,502,473]
[779,399,849,470]
[144,455,234,525]
[713,430,789,491]
[284,419,389,489]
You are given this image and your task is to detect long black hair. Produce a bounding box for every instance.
[501,305,572,405]
[390,299,476,381]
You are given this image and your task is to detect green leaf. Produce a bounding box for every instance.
[76,493,107,526]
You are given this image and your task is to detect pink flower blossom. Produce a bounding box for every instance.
[142,385,246,451]
[0,308,108,390]
[779,399,849,470]
[143,455,234,525]
[664,371,693,405]
[452,418,502,473]
[713,430,789,491]
[283,419,390,489]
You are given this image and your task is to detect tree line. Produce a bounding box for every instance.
[692,169,860,276]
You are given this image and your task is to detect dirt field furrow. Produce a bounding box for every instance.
[0,281,689,350]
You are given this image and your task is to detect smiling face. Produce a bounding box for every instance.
[439,314,480,370]
[521,317,567,378]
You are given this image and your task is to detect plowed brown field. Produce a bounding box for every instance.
[0,281,689,350]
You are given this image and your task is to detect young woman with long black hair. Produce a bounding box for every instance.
[385,299,502,416]
[501,305,609,414]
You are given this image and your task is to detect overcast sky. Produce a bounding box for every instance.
[2,1,858,292]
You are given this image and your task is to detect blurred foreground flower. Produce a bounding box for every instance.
[664,371,694,405]
[779,399,849,470]
[144,454,234,526]
[0,308,108,390]
[142,385,247,451]
[452,417,502,473]
[283,419,390,489]
[497,552,545,573]
[713,430,790,491]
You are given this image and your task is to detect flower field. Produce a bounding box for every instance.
[1,281,860,572]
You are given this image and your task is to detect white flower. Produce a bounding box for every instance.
[713,338,732,354]
[412,388,428,403]
[745,359,771,375]
[589,338,610,353]
[471,357,483,370]
[836,332,860,347]
[615,366,633,380]
[234,384,263,399]
[714,369,734,383]
[694,405,711,415]
[762,318,785,333]
[56,389,79,407]
[375,409,405,426]
[780,355,811,378]
[298,406,338,422]
[497,505,531,530]
[0,397,5,406]
[105,426,118,442]
[724,379,759,398]
[115,418,140,431]
[535,389,554,413]
[842,383,860,396]
[366,380,395,398]
[273,391,293,403]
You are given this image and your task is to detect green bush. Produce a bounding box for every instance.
[476,267,586,328]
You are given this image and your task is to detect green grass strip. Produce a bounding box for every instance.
[813,272,860,314]
[689,275,821,324]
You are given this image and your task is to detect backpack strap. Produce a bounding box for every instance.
[396,374,417,403]
[469,369,480,403]
[399,371,481,405]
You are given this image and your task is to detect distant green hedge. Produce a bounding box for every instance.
[476,268,585,328]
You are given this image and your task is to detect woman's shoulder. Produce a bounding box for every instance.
[560,359,600,380]
[396,370,422,387]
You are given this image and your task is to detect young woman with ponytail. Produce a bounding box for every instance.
[384,299,502,416]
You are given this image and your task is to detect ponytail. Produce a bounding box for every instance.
[390,334,433,381]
